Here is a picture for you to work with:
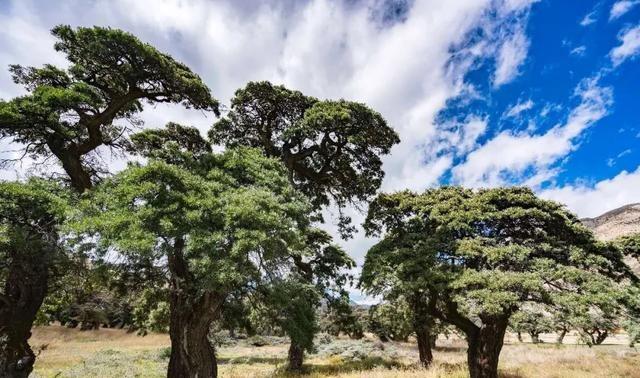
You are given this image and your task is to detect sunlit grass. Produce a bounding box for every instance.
[30,326,640,378]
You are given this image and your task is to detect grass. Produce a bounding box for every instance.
[30,326,640,378]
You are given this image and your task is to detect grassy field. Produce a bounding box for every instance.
[30,326,640,378]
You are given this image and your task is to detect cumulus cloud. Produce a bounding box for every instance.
[452,77,612,187]
[609,0,640,21]
[540,165,640,217]
[610,25,640,66]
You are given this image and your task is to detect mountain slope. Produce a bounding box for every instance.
[581,203,640,241]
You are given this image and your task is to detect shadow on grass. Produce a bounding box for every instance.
[434,345,466,353]
[219,356,286,365]
[270,356,411,377]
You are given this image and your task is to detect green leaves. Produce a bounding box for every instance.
[76,146,310,293]
[1,25,217,191]
[361,186,633,334]
[210,81,399,232]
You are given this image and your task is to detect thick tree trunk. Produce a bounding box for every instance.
[466,318,508,378]
[166,238,221,378]
[529,332,541,344]
[415,326,434,368]
[593,330,608,345]
[0,247,50,378]
[410,293,434,368]
[59,152,93,192]
[556,329,567,344]
[287,342,304,372]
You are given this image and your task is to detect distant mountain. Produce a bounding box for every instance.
[581,203,640,241]
[582,203,640,273]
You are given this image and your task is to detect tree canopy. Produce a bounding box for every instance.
[0,179,70,376]
[361,186,633,378]
[209,81,399,232]
[0,25,218,191]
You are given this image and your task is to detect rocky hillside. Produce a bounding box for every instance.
[582,203,640,273]
[581,203,640,241]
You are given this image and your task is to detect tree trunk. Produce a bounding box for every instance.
[415,326,433,368]
[410,292,434,368]
[466,317,508,378]
[59,152,93,192]
[516,331,523,342]
[166,238,222,378]
[594,330,608,345]
[287,342,304,372]
[0,246,50,378]
[556,329,567,344]
[529,332,540,344]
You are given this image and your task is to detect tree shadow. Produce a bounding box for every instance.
[272,356,408,376]
[218,356,286,365]
[434,345,466,353]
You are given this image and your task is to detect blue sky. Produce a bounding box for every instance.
[1,0,639,303]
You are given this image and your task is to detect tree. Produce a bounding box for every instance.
[0,25,218,192]
[319,294,365,339]
[210,81,397,369]
[77,123,310,377]
[367,300,413,343]
[0,179,69,377]
[509,307,553,344]
[361,187,632,378]
[209,80,399,235]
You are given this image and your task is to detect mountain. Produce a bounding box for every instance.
[581,203,640,241]
[582,203,640,273]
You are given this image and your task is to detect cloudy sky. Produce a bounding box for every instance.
[1,0,639,302]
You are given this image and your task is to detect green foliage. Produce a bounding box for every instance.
[367,300,413,342]
[0,25,217,190]
[362,187,630,318]
[210,81,399,234]
[360,186,633,375]
[76,146,309,294]
[256,279,320,352]
[509,307,553,343]
[320,295,365,339]
[617,233,640,261]
[0,178,70,287]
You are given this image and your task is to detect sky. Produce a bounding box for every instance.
[1,0,639,303]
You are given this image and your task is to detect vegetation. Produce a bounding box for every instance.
[0,25,639,378]
[360,187,637,378]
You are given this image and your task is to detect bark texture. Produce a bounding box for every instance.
[287,342,304,372]
[466,317,508,378]
[0,245,51,378]
[167,238,222,378]
[415,327,434,368]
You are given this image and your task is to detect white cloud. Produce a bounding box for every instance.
[609,0,640,21]
[0,0,539,299]
[493,26,530,87]
[570,45,587,56]
[503,99,534,118]
[540,165,640,218]
[610,25,640,66]
[452,77,612,187]
[580,10,598,26]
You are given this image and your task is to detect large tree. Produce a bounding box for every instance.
[361,187,632,378]
[78,124,311,377]
[209,80,398,370]
[0,179,69,377]
[0,25,218,192]
[209,80,399,234]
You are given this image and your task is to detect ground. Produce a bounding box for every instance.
[29,326,640,378]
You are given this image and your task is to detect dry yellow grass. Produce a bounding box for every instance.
[30,326,640,378]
